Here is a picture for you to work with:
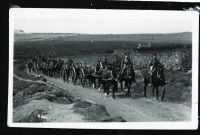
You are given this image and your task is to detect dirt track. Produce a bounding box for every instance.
[14,74,191,122]
[46,76,191,122]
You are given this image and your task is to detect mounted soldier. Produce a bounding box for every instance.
[149,56,160,86]
[121,54,132,74]
[27,59,33,73]
[63,57,74,83]
[66,57,74,67]
[102,55,108,68]
[112,56,121,71]
[143,56,166,100]
[110,64,119,99]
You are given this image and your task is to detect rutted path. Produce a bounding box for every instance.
[14,74,191,122]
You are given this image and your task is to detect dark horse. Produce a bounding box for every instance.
[143,64,166,100]
[68,65,86,86]
[54,60,64,77]
[92,60,104,90]
[27,60,33,73]
[82,66,96,87]
[102,64,119,99]
[119,64,136,96]
[63,63,73,83]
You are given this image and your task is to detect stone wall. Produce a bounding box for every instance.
[113,50,191,71]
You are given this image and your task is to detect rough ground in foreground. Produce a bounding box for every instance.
[13,75,125,122]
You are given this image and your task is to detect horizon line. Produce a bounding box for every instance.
[14,31,192,35]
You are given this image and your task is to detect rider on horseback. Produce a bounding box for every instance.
[83,62,88,71]
[102,55,108,68]
[121,54,131,68]
[112,56,121,70]
[66,57,73,67]
[121,54,132,74]
[149,56,160,86]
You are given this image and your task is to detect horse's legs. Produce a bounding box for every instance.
[63,70,66,82]
[49,69,51,77]
[75,77,77,84]
[58,70,60,77]
[55,70,57,78]
[55,70,57,77]
[104,81,107,94]
[94,77,97,88]
[37,68,40,75]
[53,70,55,77]
[102,80,106,93]
[156,86,159,100]
[84,78,87,86]
[106,81,110,95]
[91,77,95,88]
[98,78,101,91]
[28,67,31,73]
[144,84,147,97]
[161,86,165,101]
[128,81,132,96]
[54,69,58,78]
[50,69,52,77]
[152,85,155,98]
[125,80,131,96]
[124,80,127,90]
[81,77,85,87]
[43,69,45,75]
[120,81,123,92]
[124,81,127,90]
[37,69,40,75]
[80,78,83,86]
[66,73,69,83]
[112,80,117,99]
[88,78,91,86]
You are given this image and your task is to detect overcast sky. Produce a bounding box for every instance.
[11,9,195,34]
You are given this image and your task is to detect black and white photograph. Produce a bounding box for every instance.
[8,8,198,129]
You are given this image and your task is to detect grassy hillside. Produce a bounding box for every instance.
[15,32,192,44]
[14,32,192,59]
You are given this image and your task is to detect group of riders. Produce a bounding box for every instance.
[27,54,65,77]
[27,53,165,100]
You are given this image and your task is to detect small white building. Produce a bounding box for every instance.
[14,29,25,34]
[137,43,151,49]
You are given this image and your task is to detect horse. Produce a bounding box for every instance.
[27,59,39,75]
[69,64,85,86]
[77,66,86,87]
[27,60,33,73]
[63,63,73,83]
[102,64,120,99]
[81,66,96,87]
[48,61,54,77]
[92,60,104,90]
[37,62,47,76]
[54,60,64,77]
[143,64,166,100]
[119,64,136,96]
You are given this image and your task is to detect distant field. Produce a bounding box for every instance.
[14,32,192,43]
[14,32,192,60]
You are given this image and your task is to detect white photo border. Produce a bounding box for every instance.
[8,8,199,129]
